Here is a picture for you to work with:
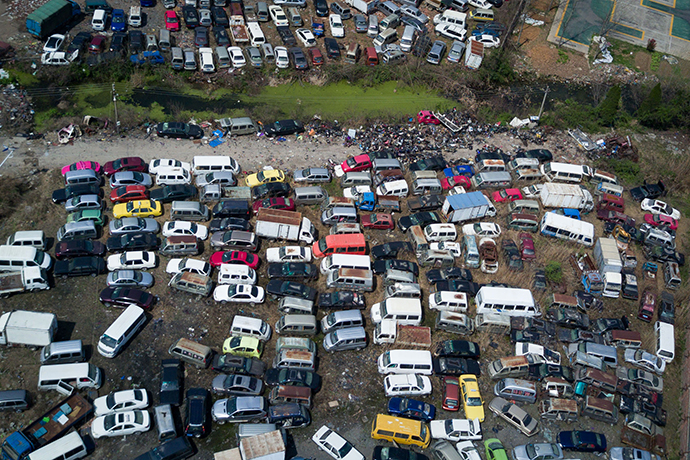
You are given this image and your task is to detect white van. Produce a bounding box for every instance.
[199,47,215,73]
[655,321,674,363]
[91,9,106,30]
[429,291,468,312]
[475,286,539,317]
[376,179,409,197]
[156,166,192,185]
[540,212,595,247]
[0,245,52,272]
[247,21,266,47]
[320,254,371,275]
[192,156,240,176]
[433,9,466,28]
[370,298,422,325]
[218,264,257,285]
[326,268,374,292]
[411,178,443,195]
[423,223,457,242]
[541,162,587,183]
[377,350,433,375]
[27,431,87,460]
[97,305,146,358]
[128,6,142,27]
[6,230,46,250]
[37,363,102,393]
[231,316,271,341]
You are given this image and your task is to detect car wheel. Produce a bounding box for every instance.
[62,275,68,280]
[217,420,225,425]
[163,134,169,139]
[90,272,97,277]
[104,302,112,308]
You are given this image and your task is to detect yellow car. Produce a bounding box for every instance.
[459,374,485,422]
[222,336,263,359]
[113,200,163,219]
[245,169,286,188]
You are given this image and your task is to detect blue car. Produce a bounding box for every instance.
[387,397,436,422]
[130,51,165,65]
[443,165,475,178]
[111,9,126,32]
[557,431,607,453]
[472,27,500,38]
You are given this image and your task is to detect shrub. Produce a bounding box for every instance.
[545,261,562,284]
[597,85,621,127]
[604,159,641,185]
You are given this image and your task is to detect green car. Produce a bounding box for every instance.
[485,439,508,460]
[67,209,104,226]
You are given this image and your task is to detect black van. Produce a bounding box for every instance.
[324,38,341,59]
[133,436,195,460]
[212,200,251,220]
[267,403,311,429]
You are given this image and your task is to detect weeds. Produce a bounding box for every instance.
[650,53,661,71]
[545,261,563,284]
[557,50,569,64]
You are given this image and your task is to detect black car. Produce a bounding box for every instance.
[426,267,472,284]
[289,47,309,69]
[371,241,413,260]
[52,184,101,204]
[502,240,523,271]
[160,359,183,406]
[407,194,444,212]
[212,200,251,219]
[266,280,316,301]
[67,31,92,53]
[591,317,629,334]
[267,262,318,280]
[211,354,266,376]
[106,233,160,253]
[194,27,209,47]
[547,306,589,329]
[572,290,603,311]
[432,357,481,376]
[528,363,575,382]
[516,148,553,162]
[55,240,106,259]
[277,26,297,46]
[323,37,340,59]
[212,6,229,26]
[511,317,557,337]
[373,260,419,276]
[642,244,685,266]
[184,388,209,438]
[619,395,666,426]
[212,26,230,47]
[149,184,198,203]
[511,329,541,344]
[128,30,144,54]
[398,211,441,233]
[317,291,366,309]
[475,150,510,163]
[99,286,155,309]
[54,256,106,279]
[182,5,200,28]
[434,280,480,296]
[265,367,321,390]
[209,217,251,233]
[557,328,604,344]
[156,122,204,139]
[658,291,675,324]
[434,340,480,359]
[251,182,292,200]
[373,446,429,460]
[314,0,329,16]
[265,119,304,137]
[630,180,666,202]
[133,436,194,460]
[557,431,607,453]
[408,156,445,172]
[110,32,126,53]
[533,269,547,291]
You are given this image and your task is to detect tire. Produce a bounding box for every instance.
[163,135,169,139]
[90,272,97,277]
[62,275,68,280]
[105,302,112,308]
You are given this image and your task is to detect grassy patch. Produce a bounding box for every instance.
[650,52,661,71]
[557,49,570,64]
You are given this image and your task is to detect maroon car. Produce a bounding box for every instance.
[252,197,295,214]
[110,185,149,203]
[55,240,106,260]
[519,232,535,261]
[88,35,106,54]
[596,209,635,226]
[103,156,147,176]
[361,213,394,230]
[99,286,155,309]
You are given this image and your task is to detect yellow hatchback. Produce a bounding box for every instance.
[223,336,263,359]
[245,169,286,188]
[460,374,485,422]
[113,200,163,219]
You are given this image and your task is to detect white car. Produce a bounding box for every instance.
[624,348,666,375]
[383,374,432,397]
[641,198,681,220]
[94,389,149,416]
[430,419,482,442]
[295,28,317,47]
[429,242,462,258]
[91,410,151,438]
[456,441,482,460]
[470,34,500,48]
[462,222,501,238]
[343,185,371,199]
[107,251,157,271]
[166,258,212,276]
[312,425,365,460]
[435,23,467,42]
[521,184,543,198]
[43,34,65,53]
[275,46,290,68]
[162,221,209,240]
[515,342,561,365]
[41,50,78,66]
[198,8,212,26]
[213,284,265,304]
[468,0,492,8]
[448,186,466,196]
[149,159,191,175]
[200,46,215,73]
[228,46,246,68]
[269,5,289,26]
[266,246,313,263]
[196,171,236,187]
[329,14,345,38]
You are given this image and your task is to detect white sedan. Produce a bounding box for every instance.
[228,46,246,68]
[343,185,371,199]
[91,410,151,438]
[641,198,681,220]
[462,222,501,238]
[43,34,65,53]
[166,258,212,276]
[429,241,462,258]
[456,441,482,460]
[296,28,317,47]
[468,0,492,8]
[149,158,191,175]
[312,425,365,460]
[94,389,149,416]
[430,419,482,442]
[435,23,467,42]
[624,348,666,375]
[41,50,78,66]
[275,46,290,69]
[162,221,209,240]
[269,5,289,26]
[329,14,345,38]
[266,246,313,263]
[470,34,500,48]
[213,284,265,304]
[107,251,157,271]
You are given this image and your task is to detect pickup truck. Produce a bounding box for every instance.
[620,426,665,455]
[201,185,252,203]
[0,267,50,298]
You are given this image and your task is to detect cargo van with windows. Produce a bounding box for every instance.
[273,349,316,370]
[370,414,430,449]
[605,330,642,349]
[340,172,372,187]
[326,268,374,291]
[168,338,213,368]
[417,249,454,268]
[247,21,266,47]
[192,156,239,176]
[321,207,358,226]
[275,336,317,354]
[370,298,422,325]
[37,363,102,393]
[6,231,46,250]
[424,223,456,242]
[429,291,468,312]
[382,269,416,286]
[540,212,594,247]
[541,162,587,183]
[275,314,318,336]
[312,233,366,258]
[493,378,537,403]
[169,272,212,296]
[507,212,539,231]
[655,321,674,362]
[294,186,327,206]
[97,305,146,358]
[400,25,417,52]
[376,179,409,197]
[470,171,512,189]
[412,178,443,196]
[156,166,192,186]
[575,368,618,393]
[159,235,200,256]
[386,283,421,299]
[568,341,617,367]
[171,47,184,69]
[475,159,505,173]
[539,398,578,422]
[475,286,539,317]
[595,182,624,197]
[0,245,52,272]
[475,313,511,334]
[409,225,429,255]
[57,221,98,242]
[435,311,473,335]
[372,158,402,173]
[40,340,85,365]
[597,193,625,213]
[379,13,400,30]
[321,309,364,334]
[323,326,367,352]
[65,169,101,187]
[0,390,29,413]
[170,201,210,221]
[231,316,271,341]
[488,356,530,379]
[516,168,544,181]
[581,396,618,424]
[469,7,493,21]
[378,0,401,16]
[508,200,540,215]
[27,431,87,460]
[378,350,433,375]
[320,254,371,275]
[278,297,314,315]
[330,223,362,235]
[590,169,618,184]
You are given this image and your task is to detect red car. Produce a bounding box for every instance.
[417,110,440,125]
[165,10,180,31]
[252,197,296,214]
[596,210,635,226]
[110,185,149,203]
[441,175,471,190]
[361,213,394,230]
[644,213,678,230]
[638,288,656,322]
[210,250,260,269]
[61,161,101,176]
[88,35,106,54]
[308,48,324,66]
[103,156,147,176]
[492,188,523,203]
[442,376,460,411]
[337,154,372,175]
[519,232,535,261]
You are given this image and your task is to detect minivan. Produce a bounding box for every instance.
[37,363,102,392]
[370,298,422,325]
[91,9,107,31]
[256,1,269,21]
[424,223,457,242]
[372,158,402,173]
[412,178,443,195]
[159,29,172,51]
[400,25,417,52]
[376,179,409,197]
[382,269,416,286]
[655,321,674,362]
[40,340,85,365]
[0,390,29,412]
[155,166,192,186]
[321,207,358,226]
[378,1,401,17]
[508,200,540,215]
[373,28,398,47]
[275,336,317,354]
[367,14,379,37]
[275,314,318,336]
[57,221,98,241]
[371,414,430,449]
[539,398,578,422]
[273,349,316,370]
[323,326,367,352]
[429,291,469,312]
[581,395,618,424]
[326,268,374,291]
[168,338,213,368]
[267,403,311,429]
[417,249,454,268]
[386,282,421,299]
[171,47,184,70]
[330,1,351,19]
[507,213,539,232]
[153,404,177,442]
[435,311,473,335]
[97,305,146,358]
[278,297,315,315]
[65,169,101,187]
[294,186,327,205]
[340,171,372,187]
[6,230,46,250]
[488,356,530,379]
[469,7,494,21]
[159,236,200,257]
[493,378,536,403]
[169,272,212,297]
[377,350,433,375]
[231,315,271,341]
[321,309,364,333]
[170,201,210,221]
[568,342,618,367]
[269,385,312,407]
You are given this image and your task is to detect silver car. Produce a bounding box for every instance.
[512,444,563,460]
[447,40,466,63]
[624,349,666,375]
[106,269,154,288]
[609,448,661,460]
[109,217,160,235]
[109,171,153,189]
[211,374,264,396]
[196,171,237,187]
[211,396,267,423]
[294,167,332,183]
[354,14,368,32]
[65,194,102,212]
[488,397,539,436]
[246,46,263,67]
[426,40,446,65]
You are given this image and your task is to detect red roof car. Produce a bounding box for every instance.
[110,185,149,203]
[519,232,535,261]
[638,288,656,322]
[61,161,102,176]
[417,110,440,125]
[89,35,106,54]
[442,376,460,411]
[644,213,678,230]
[104,157,147,176]
[441,175,471,190]
[361,213,394,230]
[338,154,372,175]
[596,210,635,226]
[309,48,324,66]
[165,10,180,31]
[492,188,523,203]
[252,197,296,214]
[210,250,260,269]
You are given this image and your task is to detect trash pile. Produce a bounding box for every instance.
[0,84,34,132]
[598,134,639,162]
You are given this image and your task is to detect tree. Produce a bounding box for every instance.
[636,83,662,126]
[597,85,621,126]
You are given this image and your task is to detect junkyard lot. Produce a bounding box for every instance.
[0,150,684,459]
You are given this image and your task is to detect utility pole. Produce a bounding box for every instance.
[538,86,549,119]
[112,83,119,134]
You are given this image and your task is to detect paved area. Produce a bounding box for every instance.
[547,0,690,59]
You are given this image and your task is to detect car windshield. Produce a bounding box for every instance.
[337,442,353,458]
[103,414,118,430]
[467,397,482,406]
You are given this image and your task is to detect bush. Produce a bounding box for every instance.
[604,158,641,185]
[545,261,562,284]
[597,85,621,127]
